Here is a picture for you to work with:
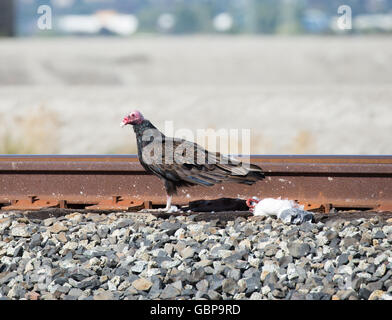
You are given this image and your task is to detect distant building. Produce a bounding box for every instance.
[354,14,392,32]
[0,0,14,36]
[57,10,139,36]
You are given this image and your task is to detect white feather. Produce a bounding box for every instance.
[253,197,303,218]
[167,205,178,213]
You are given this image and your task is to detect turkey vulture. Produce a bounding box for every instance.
[121,110,265,211]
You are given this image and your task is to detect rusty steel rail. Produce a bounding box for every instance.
[0,155,391,212]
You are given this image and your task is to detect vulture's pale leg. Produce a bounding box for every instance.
[158,195,172,212]
[141,195,173,213]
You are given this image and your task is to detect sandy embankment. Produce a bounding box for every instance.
[0,36,391,155]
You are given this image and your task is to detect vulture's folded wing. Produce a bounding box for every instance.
[141,137,264,187]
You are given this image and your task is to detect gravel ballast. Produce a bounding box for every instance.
[0,211,392,300]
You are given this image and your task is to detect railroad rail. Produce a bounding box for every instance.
[0,155,391,212]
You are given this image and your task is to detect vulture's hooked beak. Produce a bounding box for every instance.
[120,116,130,128]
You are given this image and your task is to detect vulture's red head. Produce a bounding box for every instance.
[121,110,144,127]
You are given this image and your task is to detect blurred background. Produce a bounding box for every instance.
[0,0,391,155]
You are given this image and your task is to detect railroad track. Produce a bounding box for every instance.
[0,155,391,213]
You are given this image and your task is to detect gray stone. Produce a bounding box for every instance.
[84,249,105,258]
[93,291,114,300]
[366,264,376,274]
[115,218,132,229]
[30,234,42,248]
[54,277,68,285]
[226,268,241,281]
[249,292,263,300]
[337,253,350,266]
[78,276,100,290]
[56,286,70,294]
[325,230,338,241]
[196,279,209,293]
[374,254,387,265]
[384,279,392,291]
[68,288,84,297]
[7,284,26,299]
[209,275,223,291]
[160,284,181,299]
[337,289,357,300]
[235,260,248,269]
[0,272,16,285]
[69,272,90,282]
[342,237,358,248]
[131,261,147,273]
[13,246,24,257]
[329,238,340,249]
[288,243,311,258]
[307,292,332,300]
[374,230,386,239]
[374,264,387,278]
[245,276,261,294]
[279,256,293,268]
[114,267,129,277]
[188,268,206,283]
[337,265,352,275]
[243,267,258,279]
[48,222,68,234]
[360,233,372,246]
[272,289,286,298]
[97,226,109,238]
[207,290,222,300]
[180,247,195,259]
[290,291,306,300]
[295,266,307,280]
[132,278,152,291]
[263,273,278,289]
[160,222,181,236]
[0,218,11,233]
[358,288,371,300]
[42,217,56,227]
[161,259,181,269]
[366,281,383,292]
[11,224,30,237]
[264,244,279,257]
[287,263,299,280]
[222,278,238,295]
[352,278,364,291]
